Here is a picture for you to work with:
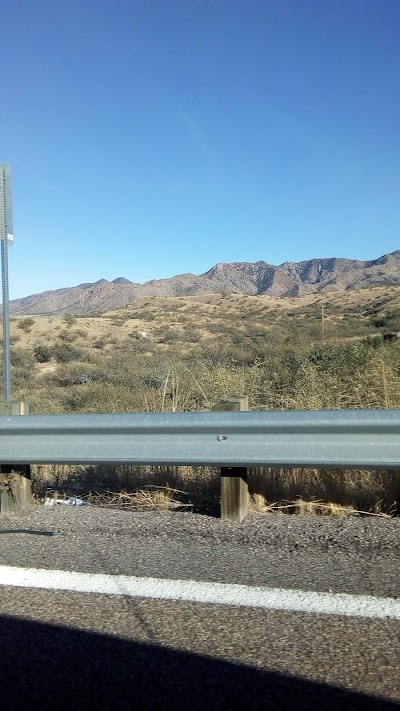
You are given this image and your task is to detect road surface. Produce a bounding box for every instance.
[0,506,399,709]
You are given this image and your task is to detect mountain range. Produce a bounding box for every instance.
[9,250,400,315]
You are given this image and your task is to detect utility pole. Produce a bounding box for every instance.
[0,163,14,402]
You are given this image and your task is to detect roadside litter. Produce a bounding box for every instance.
[44,496,88,507]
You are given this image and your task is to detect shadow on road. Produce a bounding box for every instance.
[0,614,397,710]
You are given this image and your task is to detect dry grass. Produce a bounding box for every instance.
[249,467,400,514]
[32,463,399,517]
[248,494,391,517]
[85,486,193,512]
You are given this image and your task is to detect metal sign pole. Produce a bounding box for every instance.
[1,235,10,401]
[0,163,13,402]
[0,164,31,512]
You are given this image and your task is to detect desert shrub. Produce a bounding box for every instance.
[33,343,53,362]
[194,345,233,368]
[17,317,35,332]
[62,389,91,412]
[143,375,164,389]
[63,313,77,326]
[73,328,88,338]
[156,327,180,344]
[21,388,64,414]
[366,334,383,349]
[58,329,78,342]
[177,313,190,324]
[127,310,155,321]
[222,343,258,366]
[119,338,150,355]
[9,350,36,387]
[51,343,83,363]
[207,322,229,335]
[307,342,370,374]
[371,317,389,329]
[62,382,139,413]
[53,363,109,387]
[10,348,35,368]
[12,366,35,388]
[182,327,201,343]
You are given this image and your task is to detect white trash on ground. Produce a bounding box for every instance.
[44,496,88,507]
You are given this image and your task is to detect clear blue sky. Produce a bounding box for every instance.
[2,0,399,299]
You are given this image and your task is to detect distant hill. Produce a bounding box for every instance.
[9,250,400,315]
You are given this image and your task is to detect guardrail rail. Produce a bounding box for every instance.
[1,409,400,520]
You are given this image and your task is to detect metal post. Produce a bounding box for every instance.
[0,164,13,402]
[1,234,11,401]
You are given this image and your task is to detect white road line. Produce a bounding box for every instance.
[0,565,399,620]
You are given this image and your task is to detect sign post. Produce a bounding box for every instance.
[0,162,13,402]
[0,164,31,511]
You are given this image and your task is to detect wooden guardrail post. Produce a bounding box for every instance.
[0,400,31,512]
[212,395,249,523]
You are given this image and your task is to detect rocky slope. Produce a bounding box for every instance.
[9,250,400,315]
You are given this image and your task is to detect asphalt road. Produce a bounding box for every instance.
[0,506,399,710]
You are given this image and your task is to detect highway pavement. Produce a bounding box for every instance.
[0,506,399,709]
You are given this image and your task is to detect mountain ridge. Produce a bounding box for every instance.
[9,250,400,315]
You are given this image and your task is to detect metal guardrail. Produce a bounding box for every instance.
[0,409,400,469]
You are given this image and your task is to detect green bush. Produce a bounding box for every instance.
[307,343,370,374]
[33,343,53,362]
[52,344,83,363]
[54,363,108,387]
[62,390,90,412]
[371,317,388,329]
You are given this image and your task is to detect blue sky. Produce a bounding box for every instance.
[1,0,400,299]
